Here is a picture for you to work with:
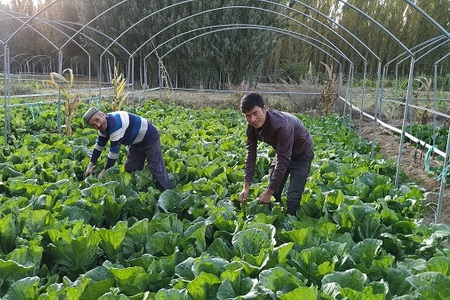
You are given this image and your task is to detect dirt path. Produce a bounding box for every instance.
[359,119,450,226]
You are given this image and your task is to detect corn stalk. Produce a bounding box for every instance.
[110,66,128,111]
[320,61,335,115]
[154,48,173,102]
[44,68,79,137]
[414,76,432,125]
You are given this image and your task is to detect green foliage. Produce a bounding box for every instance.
[437,73,450,91]
[275,59,310,83]
[45,220,101,278]
[354,78,377,89]
[395,123,449,181]
[0,100,449,298]
[3,0,450,88]
[0,80,38,96]
[70,1,282,88]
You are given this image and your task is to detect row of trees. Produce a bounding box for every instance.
[1,0,449,88]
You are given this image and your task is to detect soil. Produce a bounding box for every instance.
[358,119,450,226]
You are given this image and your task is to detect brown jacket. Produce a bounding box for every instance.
[244,109,314,191]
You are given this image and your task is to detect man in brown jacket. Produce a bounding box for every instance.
[239,93,314,215]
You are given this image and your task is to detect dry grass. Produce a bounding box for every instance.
[137,83,325,116]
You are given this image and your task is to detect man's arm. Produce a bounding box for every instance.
[97,141,121,178]
[241,127,258,203]
[85,135,107,177]
[243,127,258,183]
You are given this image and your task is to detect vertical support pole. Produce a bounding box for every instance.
[393,64,400,128]
[99,56,103,106]
[343,65,353,116]
[158,59,163,101]
[347,65,355,131]
[143,60,148,93]
[371,60,383,159]
[88,56,92,100]
[395,57,416,188]
[56,50,63,134]
[359,61,368,136]
[129,56,134,106]
[432,63,438,146]
[436,129,450,223]
[3,44,10,141]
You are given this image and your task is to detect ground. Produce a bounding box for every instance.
[359,119,450,226]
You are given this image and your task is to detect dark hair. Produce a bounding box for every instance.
[240,93,265,113]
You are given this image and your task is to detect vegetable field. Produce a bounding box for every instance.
[1,100,450,299]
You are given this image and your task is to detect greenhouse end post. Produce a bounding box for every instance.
[395,56,416,188]
[56,51,63,134]
[3,45,11,141]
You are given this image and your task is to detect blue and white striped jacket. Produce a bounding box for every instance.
[90,111,158,169]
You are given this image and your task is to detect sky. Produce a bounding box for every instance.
[1,0,40,5]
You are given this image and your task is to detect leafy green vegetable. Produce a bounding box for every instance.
[103,261,151,296]
[46,221,101,277]
[1,101,449,298]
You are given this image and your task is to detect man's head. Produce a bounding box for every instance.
[83,107,107,131]
[240,93,267,129]
[83,107,99,123]
[240,93,265,113]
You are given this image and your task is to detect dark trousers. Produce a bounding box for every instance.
[124,135,172,192]
[269,153,314,215]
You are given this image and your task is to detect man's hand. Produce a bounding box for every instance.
[239,189,249,203]
[258,189,274,204]
[98,169,106,179]
[239,181,250,203]
[84,162,95,178]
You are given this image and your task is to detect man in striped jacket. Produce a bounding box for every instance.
[82,107,172,191]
